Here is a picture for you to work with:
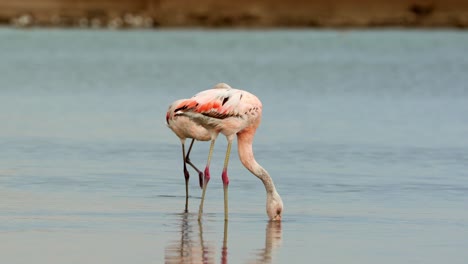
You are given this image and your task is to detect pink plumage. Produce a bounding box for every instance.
[166,98,211,212]
[166,82,232,213]
[173,83,283,221]
[174,87,262,136]
[167,99,212,142]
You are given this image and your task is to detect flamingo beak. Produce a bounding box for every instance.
[272,214,282,221]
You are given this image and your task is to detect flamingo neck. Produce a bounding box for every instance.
[237,129,277,195]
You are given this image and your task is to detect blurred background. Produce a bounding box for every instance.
[1,0,468,28]
[1,1,468,264]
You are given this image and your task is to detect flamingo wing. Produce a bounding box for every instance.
[175,88,246,119]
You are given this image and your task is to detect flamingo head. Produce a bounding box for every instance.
[266,191,283,221]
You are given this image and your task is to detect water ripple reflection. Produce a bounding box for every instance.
[165,213,215,263]
[164,213,282,264]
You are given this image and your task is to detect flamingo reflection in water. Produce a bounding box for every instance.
[165,213,282,264]
[246,221,282,264]
[164,213,215,263]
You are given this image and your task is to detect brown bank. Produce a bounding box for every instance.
[1,0,468,28]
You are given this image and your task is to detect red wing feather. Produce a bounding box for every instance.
[174,88,244,119]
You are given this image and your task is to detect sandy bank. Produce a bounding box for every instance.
[1,0,468,28]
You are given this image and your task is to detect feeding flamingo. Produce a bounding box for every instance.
[173,84,283,221]
[166,83,231,212]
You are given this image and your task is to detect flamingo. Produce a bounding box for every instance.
[173,84,283,221]
[166,83,231,212]
[166,99,210,212]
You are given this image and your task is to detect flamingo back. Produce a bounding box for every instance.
[166,99,211,141]
[174,87,263,135]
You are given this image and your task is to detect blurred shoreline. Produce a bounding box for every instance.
[1,0,468,29]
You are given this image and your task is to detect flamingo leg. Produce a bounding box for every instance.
[221,220,228,264]
[185,138,204,188]
[222,139,233,221]
[181,141,190,213]
[198,138,216,221]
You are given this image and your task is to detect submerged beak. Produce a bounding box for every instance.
[271,214,282,221]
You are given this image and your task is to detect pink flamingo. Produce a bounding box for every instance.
[173,84,283,221]
[166,99,210,212]
[166,83,231,212]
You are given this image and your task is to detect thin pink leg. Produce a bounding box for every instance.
[198,138,216,221]
[181,141,189,213]
[221,169,229,186]
[204,166,211,186]
[222,139,233,221]
[185,138,203,188]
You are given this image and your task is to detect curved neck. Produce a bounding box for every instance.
[237,129,277,194]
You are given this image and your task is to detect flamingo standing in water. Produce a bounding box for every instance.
[166,83,231,212]
[173,84,283,221]
[166,99,210,212]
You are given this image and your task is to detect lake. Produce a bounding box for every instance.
[1,28,467,263]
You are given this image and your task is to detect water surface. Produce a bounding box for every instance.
[1,28,468,263]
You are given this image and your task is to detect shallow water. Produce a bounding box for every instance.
[1,28,468,263]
